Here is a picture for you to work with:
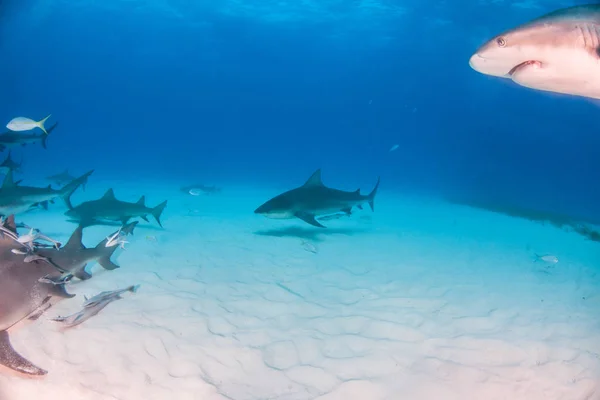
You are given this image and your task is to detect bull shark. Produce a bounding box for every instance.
[469,4,600,99]
[254,169,380,228]
[0,121,58,151]
[65,189,167,227]
[36,221,138,281]
[0,151,22,175]
[46,169,76,187]
[0,169,93,215]
[0,216,74,376]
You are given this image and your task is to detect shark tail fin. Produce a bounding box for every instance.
[37,114,51,135]
[61,170,94,209]
[94,241,120,271]
[151,200,167,227]
[367,177,380,212]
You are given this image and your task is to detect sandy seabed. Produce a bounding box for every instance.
[0,183,598,400]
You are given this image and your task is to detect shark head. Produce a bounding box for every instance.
[254,194,296,219]
[469,5,600,99]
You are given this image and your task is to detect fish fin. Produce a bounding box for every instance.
[101,188,116,200]
[1,170,16,189]
[97,256,120,271]
[342,207,352,215]
[49,284,75,299]
[295,212,326,228]
[121,221,138,236]
[357,204,363,210]
[74,264,92,280]
[61,170,94,209]
[41,133,48,149]
[0,331,47,376]
[37,114,51,135]
[136,195,146,206]
[367,176,380,212]
[302,169,324,187]
[40,201,49,210]
[354,188,361,195]
[64,225,85,249]
[140,215,149,222]
[151,200,168,227]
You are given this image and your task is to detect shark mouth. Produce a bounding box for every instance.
[508,60,541,76]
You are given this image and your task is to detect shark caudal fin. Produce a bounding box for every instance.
[36,114,51,135]
[367,177,380,212]
[151,200,167,227]
[60,170,94,209]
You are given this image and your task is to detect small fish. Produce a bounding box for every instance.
[389,144,399,152]
[39,273,73,286]
[51,298,113,328]
[534,254,559,264]
[6,115,51,134]
[189,189,201,196]
[83,284,140,308]
[301,240,318,254]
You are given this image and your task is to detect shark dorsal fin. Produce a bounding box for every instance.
[136,195,146,206]
[2,170,16,189]
[64,226,85,249]
[303,169,324,187]
[101,189,116,201]
[354,188,361,195]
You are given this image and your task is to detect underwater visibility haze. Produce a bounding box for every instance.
[0,0,599,399]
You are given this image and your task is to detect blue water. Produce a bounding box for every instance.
[1,1,600,398]
[2,0,599,220]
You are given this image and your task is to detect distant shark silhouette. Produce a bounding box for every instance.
[254,169,380,228]
[46,169,76,187]
[0,169,93,215]
[65,189,167,227]
[0,121,58,151]
[0,151,22,175]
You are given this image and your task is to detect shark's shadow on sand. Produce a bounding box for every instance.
[254,226,367,241]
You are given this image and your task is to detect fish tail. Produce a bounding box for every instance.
[37,114,51,135]
[151,200,168,227]
[367,176,380,212]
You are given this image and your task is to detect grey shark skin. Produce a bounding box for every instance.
[0,121,58,151]
[0,169,93,216]
[0,151,22,175]
[0,215,73,376]
[65,189,167,227]
[37,221,138,281]
[254,169,380,228]
[46,169,76,187]
[469,4,600,99]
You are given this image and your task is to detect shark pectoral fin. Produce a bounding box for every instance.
[75,265,92,280]
[98,256,119,271]
[0,331,47,376]
[342,207,352,215]
[295,212,326,228]
[50,284,75,299]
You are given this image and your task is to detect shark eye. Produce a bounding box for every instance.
[496,37,506,47]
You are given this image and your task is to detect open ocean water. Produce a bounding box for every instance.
[0,1,599,399]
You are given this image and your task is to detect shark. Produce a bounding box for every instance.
[254,169,380,228]
[36,221,138,281]
[0,169,93,215]
[0,121,58,151]
[0,151,22,175]
[0,215,74,376]
[65,189,168,227]
[469,4,600,100]
[46,169,76,187]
